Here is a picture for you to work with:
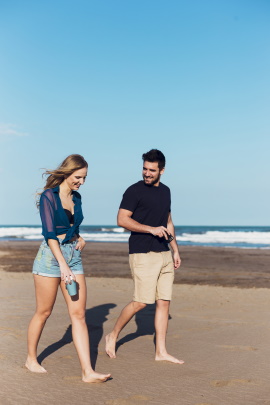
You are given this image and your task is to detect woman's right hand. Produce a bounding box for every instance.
[47,239,76,284]
[60,263,76,284]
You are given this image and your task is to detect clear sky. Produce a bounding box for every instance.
[0,0,269,226]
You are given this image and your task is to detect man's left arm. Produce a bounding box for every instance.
[167,213,181,269]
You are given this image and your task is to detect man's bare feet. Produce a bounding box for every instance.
[155,353,184,364]
[25,358,47,373]
[82,371,111,383]
[105,333,117,358]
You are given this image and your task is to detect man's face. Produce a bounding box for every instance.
[142,161,164,186]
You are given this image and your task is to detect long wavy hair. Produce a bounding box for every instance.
[36,154,88,207]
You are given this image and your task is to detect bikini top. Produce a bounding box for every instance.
[39,186,83,244]
[64,209,74,224]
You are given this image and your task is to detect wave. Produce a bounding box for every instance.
[176,231,270,245]
[0,227,269,247]
[80,232,129,242]
[0,227,129,242]
[0,227,42,238]
[101,227,125,233]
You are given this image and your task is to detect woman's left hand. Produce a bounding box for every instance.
[75,237,86,251]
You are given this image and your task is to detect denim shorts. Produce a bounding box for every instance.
[32,239,84,278]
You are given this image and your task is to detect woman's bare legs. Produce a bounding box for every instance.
[25,275,60,372]
[60,275,111,383]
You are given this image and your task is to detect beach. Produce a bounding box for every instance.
[1,241,270,288]
[1,242,270,404]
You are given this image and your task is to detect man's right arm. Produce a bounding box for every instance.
[117,208,169,239]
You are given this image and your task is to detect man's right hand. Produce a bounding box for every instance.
[150,226,169,239]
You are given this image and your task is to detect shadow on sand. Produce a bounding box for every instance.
[37,303,116,368]
[37,303,171,365]
[116,304,157,352]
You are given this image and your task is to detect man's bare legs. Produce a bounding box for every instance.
[106,299,184,364]
[105,301,146,358]
[25,275,59,373]
[155,299,184,364]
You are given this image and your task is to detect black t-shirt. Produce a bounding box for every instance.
[119,180,171,254]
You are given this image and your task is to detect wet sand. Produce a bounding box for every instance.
[0,242,270,404]
[1,241,270,287]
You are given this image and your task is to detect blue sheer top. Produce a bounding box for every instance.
[39,185,84,244]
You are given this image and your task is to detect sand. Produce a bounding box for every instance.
[1,241,270,288]
[0,242,270,404]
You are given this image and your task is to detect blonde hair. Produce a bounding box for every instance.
[36,154,88,206]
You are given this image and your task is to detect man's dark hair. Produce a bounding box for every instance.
[142,149,166,169]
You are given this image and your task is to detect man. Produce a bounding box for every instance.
[105,149,183,364]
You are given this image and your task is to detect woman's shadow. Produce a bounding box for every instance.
[37,303,170,365]
[37,303,116,368]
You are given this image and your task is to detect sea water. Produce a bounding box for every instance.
[0,225,269,249]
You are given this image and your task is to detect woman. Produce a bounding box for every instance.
[25,154,111,383]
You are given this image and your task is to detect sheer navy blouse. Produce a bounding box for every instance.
[39,186,84,244]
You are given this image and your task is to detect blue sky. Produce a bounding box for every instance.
[0,0,269,225]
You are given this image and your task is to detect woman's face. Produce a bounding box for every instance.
[66,167,88,191]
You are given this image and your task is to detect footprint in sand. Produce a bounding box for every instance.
[211,379,253,387]
[105,394,152,405]
[218,345,257,352]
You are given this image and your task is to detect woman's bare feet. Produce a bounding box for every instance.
[82,371,111,383]
[105,333,117,358]
[155,353,184,364]
[25,357,47,373]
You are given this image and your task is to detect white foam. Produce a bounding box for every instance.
[176,231,270,245]
[80,232,129,242]
[101,227,125,233]
[24,235,43,240]
[1,227,269,246]
[0,227,129,242]
[0,227,42,238]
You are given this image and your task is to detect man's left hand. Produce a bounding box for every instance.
[173,251,181,269]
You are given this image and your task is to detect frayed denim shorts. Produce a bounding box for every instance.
[32,239,84,278]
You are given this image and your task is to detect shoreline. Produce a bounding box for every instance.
[1,238,270,250]
[1,241,270,288]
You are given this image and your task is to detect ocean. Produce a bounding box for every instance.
[0,225,269,249]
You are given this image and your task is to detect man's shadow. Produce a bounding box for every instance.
[116,304,169,352]
[37,303,116,368]
[37,302,172,365]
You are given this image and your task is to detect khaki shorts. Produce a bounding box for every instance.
[129,251,174,304]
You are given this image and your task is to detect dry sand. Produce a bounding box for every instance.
[0,242,270,404]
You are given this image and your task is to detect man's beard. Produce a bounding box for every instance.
[143,174,160,186]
